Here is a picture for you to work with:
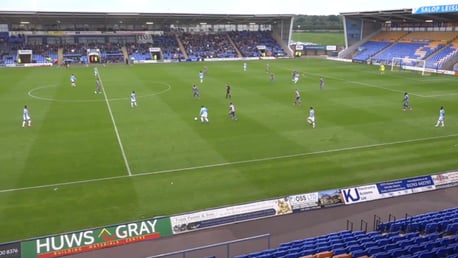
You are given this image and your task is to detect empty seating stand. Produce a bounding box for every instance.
[234,207,457,258]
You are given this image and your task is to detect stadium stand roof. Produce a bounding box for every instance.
[341,8,458,23]
[0,11,293,28]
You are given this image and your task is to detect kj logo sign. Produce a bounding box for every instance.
[341,184,381,204]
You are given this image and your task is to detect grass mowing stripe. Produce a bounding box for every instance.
[1,132,456,194]
[97,68,132,176]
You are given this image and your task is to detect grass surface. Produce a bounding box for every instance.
[292,32,345,46]
[0,59,457,242]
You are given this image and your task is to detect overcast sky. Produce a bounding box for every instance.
[2,0,458,15]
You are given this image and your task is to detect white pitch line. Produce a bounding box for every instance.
[301,71,427,97]
[301,70,458,98]
[1,133,457,194]
[97,68,132,176]
[27,82,171,103]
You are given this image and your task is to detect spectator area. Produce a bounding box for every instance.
[353,31,458,68]
[235,207,458,258]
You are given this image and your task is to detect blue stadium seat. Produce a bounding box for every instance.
[383,242,399,251]
[388,234,404,243]
[417,250,436,258]
[362,241,377,249]
[371,234,384,242]
[350,249,367,258]
[299,248,316,256]
[234,208,458,258]
[346,245,362,253]
[315,245,330,253]
[372,252,391,258]
[333,247,348,256]
[413,236,429,244]
[288,247,301,254]
[404,232,420,239]
[433,246,453,258]
[366,246,383,255]
[407,244,423,254]
[389,223,403,233]
[284,252,299,258]
[331,243,345,250]
[375,238,390,246]
[389,247,406,257]
[406,222,421,233]
[397,239,415,249]
[420,240,440,250]
[272,250,287,257]
[445,223,458,235]
[425,232,441,241]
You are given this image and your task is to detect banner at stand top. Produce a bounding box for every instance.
[412,4,458,14]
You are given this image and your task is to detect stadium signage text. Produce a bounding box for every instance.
[36,220,156,252]
[20,218,172,258]
[341,184,381,204]
[413,4,458,14]
[376,176,435,198]
[432,171,458,188]
[170,199,292,234]
[0,242,21,258]
[287,192,320,211]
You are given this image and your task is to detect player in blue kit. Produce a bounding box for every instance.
[131,91,137,108]
[403,92,412,111]
[435,106,445,127]
[70,74,76,87]
[228,102,237,120]
[307,107,316,128]
[199,105,209,123]
[94,79,102,94]
[199,71,204,83]
[22,105,32,127]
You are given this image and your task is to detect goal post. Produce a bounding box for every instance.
[391,57,426,76]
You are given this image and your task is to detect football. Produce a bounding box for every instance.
[194,117,198,121]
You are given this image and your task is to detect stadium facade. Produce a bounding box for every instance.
[0,11,295,65]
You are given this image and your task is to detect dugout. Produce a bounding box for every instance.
[17,49,32,63]
[87,49,101,64]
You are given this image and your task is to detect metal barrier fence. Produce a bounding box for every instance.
[145,234,271,258]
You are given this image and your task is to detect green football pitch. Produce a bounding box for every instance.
[0,58,457,243]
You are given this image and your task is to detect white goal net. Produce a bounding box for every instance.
[391,57,426,75]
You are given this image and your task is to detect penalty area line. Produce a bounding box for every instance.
[1,133,457,194]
